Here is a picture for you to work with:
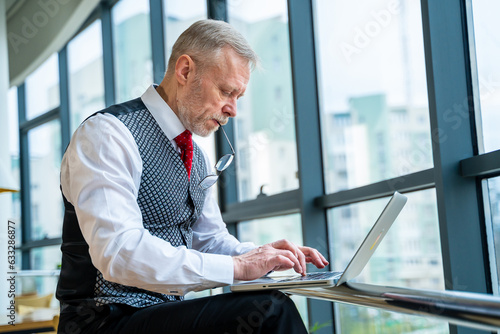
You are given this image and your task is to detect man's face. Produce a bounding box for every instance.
[177,48,251,137]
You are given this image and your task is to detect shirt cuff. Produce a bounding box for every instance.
[228,241,257,256]
[202,253,234,285]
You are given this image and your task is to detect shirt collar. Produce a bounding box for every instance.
[140,84,185,141]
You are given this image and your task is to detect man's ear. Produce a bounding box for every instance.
[175,54,194,86]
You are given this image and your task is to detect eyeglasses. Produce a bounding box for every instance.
[198,123,235,190]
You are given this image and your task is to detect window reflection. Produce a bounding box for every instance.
[25,54,59,120]
[112,0,153,103]
[470,0,500,153]
[28,120,63,241]
[68,20,105,132]
[228,0,299,201]
[314,0,432,193]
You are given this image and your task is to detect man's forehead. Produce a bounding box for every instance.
[211,52,250,84]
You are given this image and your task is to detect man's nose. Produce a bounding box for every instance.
[222,99,237,118]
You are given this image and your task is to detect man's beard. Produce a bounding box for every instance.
[177,78,227,137]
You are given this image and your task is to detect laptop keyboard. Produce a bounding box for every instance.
[275,271,342,282]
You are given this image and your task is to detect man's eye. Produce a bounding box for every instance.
[223,91,231,97]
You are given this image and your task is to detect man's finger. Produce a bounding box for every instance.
[300,247,329,268]
[276,249,302,273]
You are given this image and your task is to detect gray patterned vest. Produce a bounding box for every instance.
[56,98,208,309]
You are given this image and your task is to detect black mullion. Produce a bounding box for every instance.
[17,84,31,269]
[421,1,490,333]
[149,0,166,84]
[19,107,59,132]
[207,0,227,22]
[101,1,115,107]
[316,169,435,209]
[288,0,333,332]
[59,46,71,151]
[222,190,301,224]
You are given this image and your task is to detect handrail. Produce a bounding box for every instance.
[288,282,500,332]
[14,270,60,277]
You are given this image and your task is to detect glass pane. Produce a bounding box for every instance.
[238,214,303,246]
[163,0,207,63]
[28,121,63,241]
[22,246,61,307]
[328,190,447,333]
[470,0,500,153]
[30,245,62,270]
[68,20,105,132]
[228,0,299,201]
[112,0,153,103]
[314,0,432,193]
[25,54,60,120]
[17,272,59,307]
[237,214,308,329]
[487,177,500,289]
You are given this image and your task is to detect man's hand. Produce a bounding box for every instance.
[233,239,329,281]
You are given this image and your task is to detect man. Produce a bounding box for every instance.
[56,19,328,333]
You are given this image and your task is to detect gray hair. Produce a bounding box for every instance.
[166,19,259,75]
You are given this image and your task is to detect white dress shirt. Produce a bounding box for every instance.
[60,85,255,296]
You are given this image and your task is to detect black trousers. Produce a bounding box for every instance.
[58,290,308,334]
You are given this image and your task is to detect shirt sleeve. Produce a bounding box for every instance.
[61,113,237,296]
[191,148,257,257]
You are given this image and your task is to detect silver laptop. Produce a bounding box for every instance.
[230,191,407,292]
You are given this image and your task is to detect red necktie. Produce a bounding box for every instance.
[174,130,193,179]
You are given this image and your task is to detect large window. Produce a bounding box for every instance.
[20,52,64,272]
[68,20,105,132]
[314,0,444,331]
[28,120,63,241]
[112,0,153,103]
[314,0,432,193]
[228,0,299,201]
[25,54,60,120]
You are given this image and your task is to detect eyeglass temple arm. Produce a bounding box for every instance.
[217,121,235,155]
